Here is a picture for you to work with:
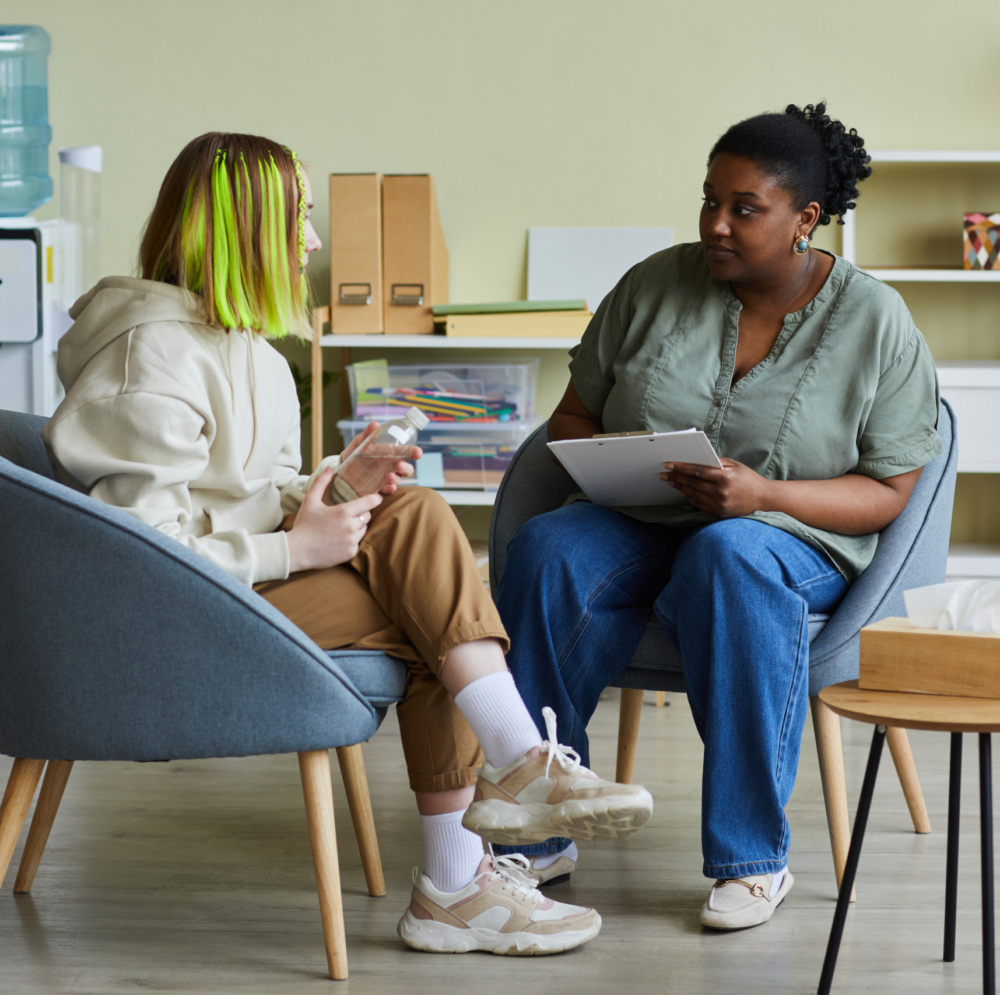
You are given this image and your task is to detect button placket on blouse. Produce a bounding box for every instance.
[705,302,805,455]
[703,302,741,448]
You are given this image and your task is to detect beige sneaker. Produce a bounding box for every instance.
[397,853,601,955]
[699,870,795,930]
[462,707,653,845]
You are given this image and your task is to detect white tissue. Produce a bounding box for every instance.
[904,581,1000,633]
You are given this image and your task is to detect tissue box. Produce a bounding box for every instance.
[859,617,1000,699]
[963,212,1000,270]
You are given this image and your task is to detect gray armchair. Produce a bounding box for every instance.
[490,400,958,894]
[0,409,408,980]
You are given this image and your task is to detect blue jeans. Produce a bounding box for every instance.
[495,503,847,879]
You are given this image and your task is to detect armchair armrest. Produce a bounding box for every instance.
[809,398,958,669]
[0,458,379,762]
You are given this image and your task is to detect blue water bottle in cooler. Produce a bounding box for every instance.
[0,25,52,217]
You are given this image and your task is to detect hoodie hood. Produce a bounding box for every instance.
[58,276,214,390]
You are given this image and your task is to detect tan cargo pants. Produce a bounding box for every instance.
[255,486,508,793]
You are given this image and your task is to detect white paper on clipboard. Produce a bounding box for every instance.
[547,429,723,507]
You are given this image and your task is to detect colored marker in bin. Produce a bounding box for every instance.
[362,386,518,421]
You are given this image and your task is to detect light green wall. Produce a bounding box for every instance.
[9,0,1000,538]
[14,0,999,300]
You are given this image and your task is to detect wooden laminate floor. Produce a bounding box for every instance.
[1,691,996,994]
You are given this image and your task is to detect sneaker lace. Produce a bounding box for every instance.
[486,849,543,902]
[540,705,583,780]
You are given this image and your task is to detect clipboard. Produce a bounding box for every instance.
[546,429,723,507]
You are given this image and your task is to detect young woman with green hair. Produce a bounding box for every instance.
[41,132,653,957]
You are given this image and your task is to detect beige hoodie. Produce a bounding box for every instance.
[43,276,322,586]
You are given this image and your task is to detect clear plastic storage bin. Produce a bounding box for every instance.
[346,359,538,425]
[337,418,537,491]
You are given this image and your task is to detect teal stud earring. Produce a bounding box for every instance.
[794,233,810,255]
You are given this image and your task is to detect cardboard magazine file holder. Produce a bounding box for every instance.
[329,173,384,334]
[859,617,1000,699]
[382,174,449,335]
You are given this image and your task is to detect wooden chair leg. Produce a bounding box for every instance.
[0,758,46,889]
[617,688,644,783]
[298,749,348,981]
[335,744,385,897]
[14,759,74,894]
[810,698,856,902]
[886,725,932,834]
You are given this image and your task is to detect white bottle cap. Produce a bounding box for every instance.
[406,406,430,429]
[58,145,103,173]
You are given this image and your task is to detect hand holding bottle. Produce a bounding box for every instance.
[327,408,427,504]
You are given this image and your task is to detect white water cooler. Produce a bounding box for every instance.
[0,216,72,415]
[0,145,100,416]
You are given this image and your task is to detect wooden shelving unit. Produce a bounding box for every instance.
[842,151,1000,578]
[309,306,578,505]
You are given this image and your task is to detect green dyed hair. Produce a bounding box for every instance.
[139,132,311,338]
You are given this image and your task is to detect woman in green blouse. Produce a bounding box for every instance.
[495,102,943,930]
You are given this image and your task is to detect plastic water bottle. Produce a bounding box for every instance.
[328,406,429,503]
[0,25,52,217]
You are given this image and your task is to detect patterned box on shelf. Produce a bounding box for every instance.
[337,418,536,491]
[346,359,538,425]
[963,212,1000,270]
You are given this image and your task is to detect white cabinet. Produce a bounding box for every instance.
[936,361,1000,473]
[841,151,1000,579]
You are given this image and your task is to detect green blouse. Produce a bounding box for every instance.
[568,242,943,581]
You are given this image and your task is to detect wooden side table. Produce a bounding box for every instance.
[817,680,1000,994]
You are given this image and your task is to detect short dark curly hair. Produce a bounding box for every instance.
[708,102,872,227]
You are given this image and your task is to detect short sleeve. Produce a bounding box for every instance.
[568,264,639,418]
[857,330,943,478]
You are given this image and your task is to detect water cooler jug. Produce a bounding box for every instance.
[0,25,52,217]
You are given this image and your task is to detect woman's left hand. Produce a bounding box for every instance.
[661,457,769,518]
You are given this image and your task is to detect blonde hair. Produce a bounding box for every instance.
[138,132,311,338]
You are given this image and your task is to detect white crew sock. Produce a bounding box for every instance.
[421,810,486,893]
[453,671,544,768]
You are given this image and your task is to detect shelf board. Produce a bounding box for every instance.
[936,359,1000,383]
[956,463,1000,474]
[432,489,497,507]
[869,150,1000,163]
[320,333,579,350]
[947,543,1000,579]
[840,153,1000,269]
[861,268,1000,282]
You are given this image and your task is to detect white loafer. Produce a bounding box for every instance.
[525,842,578,886]
[699,870,794,930]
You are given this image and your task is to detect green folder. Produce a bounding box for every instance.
[432,299,587,317]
